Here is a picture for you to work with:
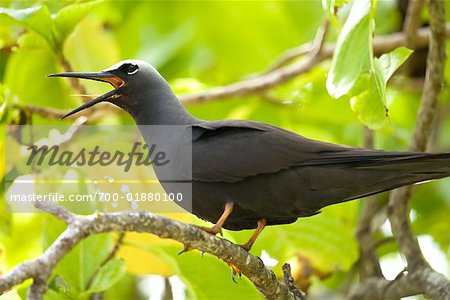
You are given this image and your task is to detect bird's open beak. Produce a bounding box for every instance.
[48,71,125,119]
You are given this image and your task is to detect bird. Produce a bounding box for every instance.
[49,59,450,275]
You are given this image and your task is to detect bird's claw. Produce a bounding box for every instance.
[178,244,193,255]
[228,263,242,283]
[178,223,224,256]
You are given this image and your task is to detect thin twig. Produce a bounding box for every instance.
[265,43,312,73]
[403,0,426,47]
[57,56,88,98]
[12,103,66,120]
[308,19,330,59]
[266,18,330,72]
[180,25,450,104]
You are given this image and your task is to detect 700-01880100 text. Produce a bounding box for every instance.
[98,192,183,202]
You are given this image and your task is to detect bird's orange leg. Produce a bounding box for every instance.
[200,202,234,236]
[179,202,233,255]
[229,218,267,281]
[241,218,267,251]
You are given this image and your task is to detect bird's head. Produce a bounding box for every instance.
[49,60,165,119]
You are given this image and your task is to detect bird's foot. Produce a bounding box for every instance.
[228,262,242,282]
[178,225,223,255]
[227,243,252,282]
[178,244,194,255]
[197,224,223,236]
[178,223,224,255]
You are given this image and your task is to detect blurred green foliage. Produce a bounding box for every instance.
[0,0,449,299]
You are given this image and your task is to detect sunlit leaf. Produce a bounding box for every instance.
[349,47,412,129]
[54,0,103,48]
[17,31,50,51]
[0,6,56,49]
[350,76,387,129]
[0,2,101,53]
[377,47,413,82]
[326,0,374,98]
[0,289,21,300]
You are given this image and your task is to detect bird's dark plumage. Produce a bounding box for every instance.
[51,60,450,231]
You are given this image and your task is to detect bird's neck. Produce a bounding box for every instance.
[122,87,200,126]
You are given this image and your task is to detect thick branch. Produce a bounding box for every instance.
[355,128,384,279]
[386,0,449,299]
[350,266,450,300]
[282,263,306,300]
[0,206,303,300]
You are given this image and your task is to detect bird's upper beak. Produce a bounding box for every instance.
[48,71,125,119]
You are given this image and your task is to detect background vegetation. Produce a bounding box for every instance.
[0,0,449,299]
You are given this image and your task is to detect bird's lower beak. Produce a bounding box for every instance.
[48,71,125,119]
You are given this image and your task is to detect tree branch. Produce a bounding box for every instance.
[355,128,384,279]
[56,56,88,98]
[0,205,304,300]
[266,18,330,72]
[180,25,450,104]
[385,0,450,299]
[282,263,306,300]
[403,0,425,47]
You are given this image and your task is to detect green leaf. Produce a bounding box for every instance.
[17,31,51,51]
[0,2,101,53]
[44,215,112,298]
[238,201,359,275]
[0,6,56,49]
[46,275,71,300]
[0,85,9,124]
[377,46,413,83]
[54,1,103,47]
[349,47,412,129]
[326,0,374,98]
[85,258,126,294]
[0,289,21,300]
[350,75,387,129]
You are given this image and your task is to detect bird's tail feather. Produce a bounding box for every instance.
[305,151,450,208]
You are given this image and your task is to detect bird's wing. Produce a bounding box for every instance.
[191,120,436,183]
[191,120,356,183]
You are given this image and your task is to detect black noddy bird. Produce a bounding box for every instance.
[50,59,450,270]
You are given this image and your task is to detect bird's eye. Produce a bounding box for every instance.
[123,63,139,75]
